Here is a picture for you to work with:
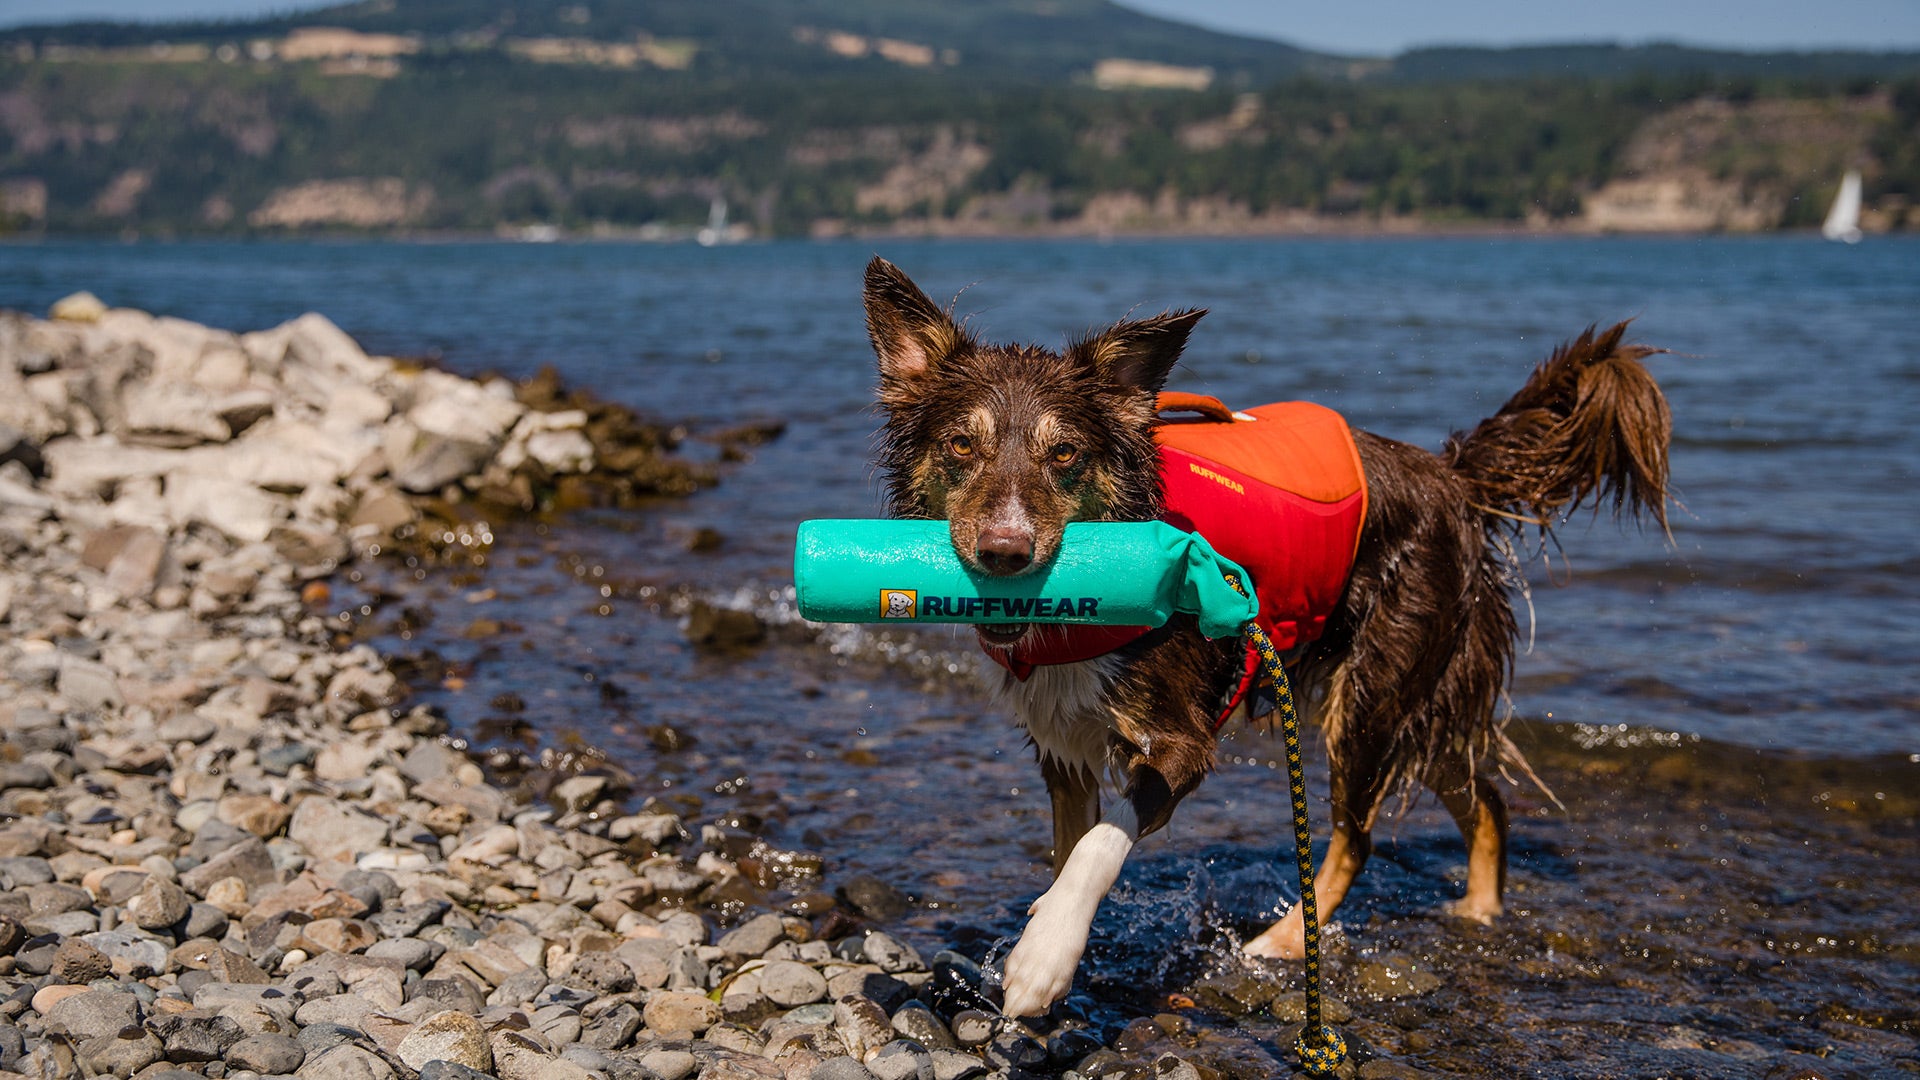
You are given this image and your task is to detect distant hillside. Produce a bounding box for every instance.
[1,1,1917,238]
[0,0,1345,85]
[1388,42,1920,83]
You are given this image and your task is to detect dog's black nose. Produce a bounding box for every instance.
[975,527,1034,574]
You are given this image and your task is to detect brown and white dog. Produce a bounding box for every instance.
[861,256,1671,1018]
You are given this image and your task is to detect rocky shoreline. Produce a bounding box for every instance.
[0,298,1385,1080]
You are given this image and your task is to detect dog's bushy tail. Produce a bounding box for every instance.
[1443,321,1672,540]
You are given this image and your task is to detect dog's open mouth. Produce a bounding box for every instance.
[975,623,1031,649]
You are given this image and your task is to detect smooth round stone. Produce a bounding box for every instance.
[867,1040,935,1080]
[811,1056,880,1080]
[397,1010,493,1072]
[77,1027,163,1077]
[759,959,828,1007]
[639,1048,698,1080]
[227,1032,306,1074]
[366,937,440,971]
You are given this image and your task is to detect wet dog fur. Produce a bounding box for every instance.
[861,256,1672,1018]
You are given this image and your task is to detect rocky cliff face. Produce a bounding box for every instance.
[1584,95,1902,232]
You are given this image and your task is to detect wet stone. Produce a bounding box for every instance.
[717,912,788,958]
[863,932,923,974]
[868,1039,936,1080]
[949,1009,995,1049]
[837,876,908,921]
[984,1031,1047,1071]
[891,1002,956,1050]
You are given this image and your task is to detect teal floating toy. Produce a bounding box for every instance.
[793,519,1259,640]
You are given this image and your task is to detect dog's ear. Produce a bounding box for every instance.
[864,257,969,385]
[1073,309,1206,394]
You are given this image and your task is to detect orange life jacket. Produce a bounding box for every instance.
[985,392,1368,723]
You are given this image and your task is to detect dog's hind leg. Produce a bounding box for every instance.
[1242,762,1379,959]
[1430,765,1507,923]
[1041,758,1101,878]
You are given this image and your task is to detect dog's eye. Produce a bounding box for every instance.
[1051,444,1079,467]
[948,434,974,458]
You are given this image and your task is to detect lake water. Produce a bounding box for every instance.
[4,237,1917,1076]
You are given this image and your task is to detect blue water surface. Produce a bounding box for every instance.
[2,235,1915,756]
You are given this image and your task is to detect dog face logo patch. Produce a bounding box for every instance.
[879,589,917,619]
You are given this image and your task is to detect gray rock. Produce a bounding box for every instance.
[639,1047,698,1080]
[44,987,142,1040]
[194,982,299,1027]
[149,1010,246,1063]
[127,875,191,930]
[760,959,829,1008]
[297,1042,397,1080]
[868,1040,936,1080]
[181,902,230,940]
[56,653,123,711]
[0,856,54,890]
[229,1032,307,1074]
[418,1062,495,1080]
[367,937,441,971]
[397,1010,493,1072]
[287,797,390,864]
[296,1022,367,1055]
[716,912,788,958]
[78,929,169,977]
[26,909,99,938]
[833,994,893,1061]
[863,932,923,974]
[411,976,487,1015]
[578,1001,641,1051]
[564,949,635,994]
[179,835,279,895]
[812,1057,880,1080]
[930,1050,989,1080]
[77,1026,164,1078]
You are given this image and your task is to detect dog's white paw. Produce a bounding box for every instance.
[1000,889,1087,1018]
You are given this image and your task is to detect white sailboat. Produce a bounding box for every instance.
[696,197,733,247]
[1821,169,1863,244]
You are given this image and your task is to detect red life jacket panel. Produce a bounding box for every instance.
[985,393,1368,722]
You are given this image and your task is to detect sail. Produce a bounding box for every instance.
[1822,170,1863,244]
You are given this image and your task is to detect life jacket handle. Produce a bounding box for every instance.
[1156,391,1240,423]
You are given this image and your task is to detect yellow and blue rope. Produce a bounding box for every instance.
[1228,573,1348,1075]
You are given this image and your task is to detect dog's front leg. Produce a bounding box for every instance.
[1000,800,1138,1018]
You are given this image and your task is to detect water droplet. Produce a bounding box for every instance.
[855,727,867,736]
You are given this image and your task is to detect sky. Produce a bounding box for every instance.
[1,0,1918,55]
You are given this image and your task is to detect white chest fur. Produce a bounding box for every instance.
[996,655,1126,785]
